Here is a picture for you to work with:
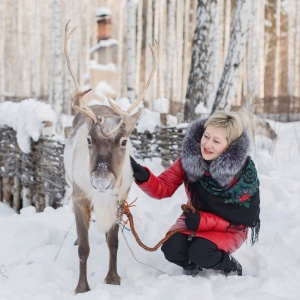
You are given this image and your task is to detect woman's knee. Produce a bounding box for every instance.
[188,238,222,268]
[161,233,189,261]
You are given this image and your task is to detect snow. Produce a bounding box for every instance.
[0,99,57,153]
[89,61,117,71]
[154,98,170,114]
[90,39,118,54]
[94,81,116,99]
[1,111,300,299]
[95,7,112,18]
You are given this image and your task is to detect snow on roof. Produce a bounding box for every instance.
[90,38,118,53]
[95,7,112,17]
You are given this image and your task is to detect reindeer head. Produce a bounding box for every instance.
[64,20,158,192]
[79,105,141,192]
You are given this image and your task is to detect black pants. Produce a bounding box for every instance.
[161,233,223,269]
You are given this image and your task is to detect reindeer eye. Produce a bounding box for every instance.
[87,136,92,145]
[97,117,105,125]
[120,138,127,147]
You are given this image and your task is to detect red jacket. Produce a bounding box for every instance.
[135,158,248,254]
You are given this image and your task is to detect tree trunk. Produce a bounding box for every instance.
[135,0,143,97]
[29,0,39,98]
[0,0,4,102]
[158,0,166,99]
[184,0,218,121]
[182,0,191,107]
[224,0,231,63]
[214,0,224,90]
[52,0,63,119]
[117,0,125,99]
[273,0,281,98]
[212,0,254,113]
[145,0,154,109]
[165,0,176,101]
[153,0,160,102]
[175,0,184,103]
[294,0,300,97]
[126,0,136,102]
[258,0,265,100]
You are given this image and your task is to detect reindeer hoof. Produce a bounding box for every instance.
[105,273,121,285]
[75,282,90,294]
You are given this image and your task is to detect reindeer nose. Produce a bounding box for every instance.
[91,171,115,192]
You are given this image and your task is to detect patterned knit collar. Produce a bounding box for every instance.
[181,118,250,187]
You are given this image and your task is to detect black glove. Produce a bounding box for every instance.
[183,211,200,231]
[130,156,150,183]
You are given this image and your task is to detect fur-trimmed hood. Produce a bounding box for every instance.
[181,118,250,186]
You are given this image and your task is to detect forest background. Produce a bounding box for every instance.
[0,0,299,125]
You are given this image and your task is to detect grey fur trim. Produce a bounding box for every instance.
[181,118,250,186]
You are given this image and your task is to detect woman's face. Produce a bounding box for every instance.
[200,125,229,161]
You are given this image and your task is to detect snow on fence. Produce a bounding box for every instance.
[0,126,66,212]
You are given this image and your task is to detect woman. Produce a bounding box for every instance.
[130,111,260,276]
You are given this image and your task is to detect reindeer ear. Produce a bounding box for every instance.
[126,110,142,133]
[81,113,94,129]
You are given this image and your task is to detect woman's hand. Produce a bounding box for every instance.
[183,211,201,231]
[130,156,150,183]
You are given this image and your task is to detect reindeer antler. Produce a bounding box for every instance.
[64,20,159,137]
[64,20,97,123]
[126,40,159,114]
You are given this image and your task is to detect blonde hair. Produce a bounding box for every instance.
[204,111,243,145]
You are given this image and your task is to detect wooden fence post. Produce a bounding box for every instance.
[41,121,53,208]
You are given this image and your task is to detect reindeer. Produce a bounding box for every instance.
[236,106,277,141]
[63,21,158,294]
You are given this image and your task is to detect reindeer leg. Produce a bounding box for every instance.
[104,223,121,285]
[73,199,91,294]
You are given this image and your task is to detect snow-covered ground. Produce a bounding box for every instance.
[0,120,300,300]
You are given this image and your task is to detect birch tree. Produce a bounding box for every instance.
[224,0,231,61]
[135,0,143,96]
[159,0,166,99]
[258,0,265,100]
[212,0,254,113]
[153,0,160,101]
[0,0,4,102]
[117,0,125,99]
[288,0,299,97]
[175,0,184,103]
[63,0,80,114]
[184,0,218,122]
[273,0,281,98]
[16,0,23,98]
[52,0,63,124]
[29,0,39,98]
[145,0,154,108]
[293,0,300,97]
[182,0,191,104]
[214,0,224,90]
[246,1,258,100]
[287,0,295,96]
[165,0,176,101]
[41,1,52,100]
[126,0,136,102]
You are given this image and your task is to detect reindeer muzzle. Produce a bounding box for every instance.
[91,171,116,192]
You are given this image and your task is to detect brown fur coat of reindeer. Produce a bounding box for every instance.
[235,107,277,141]
[63,21,158,294]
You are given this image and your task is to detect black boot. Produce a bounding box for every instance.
[214,252,242,276]
[183,263,202,276]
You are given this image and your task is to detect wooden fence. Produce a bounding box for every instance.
[0,125,188,213]
[0,126,66,212]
